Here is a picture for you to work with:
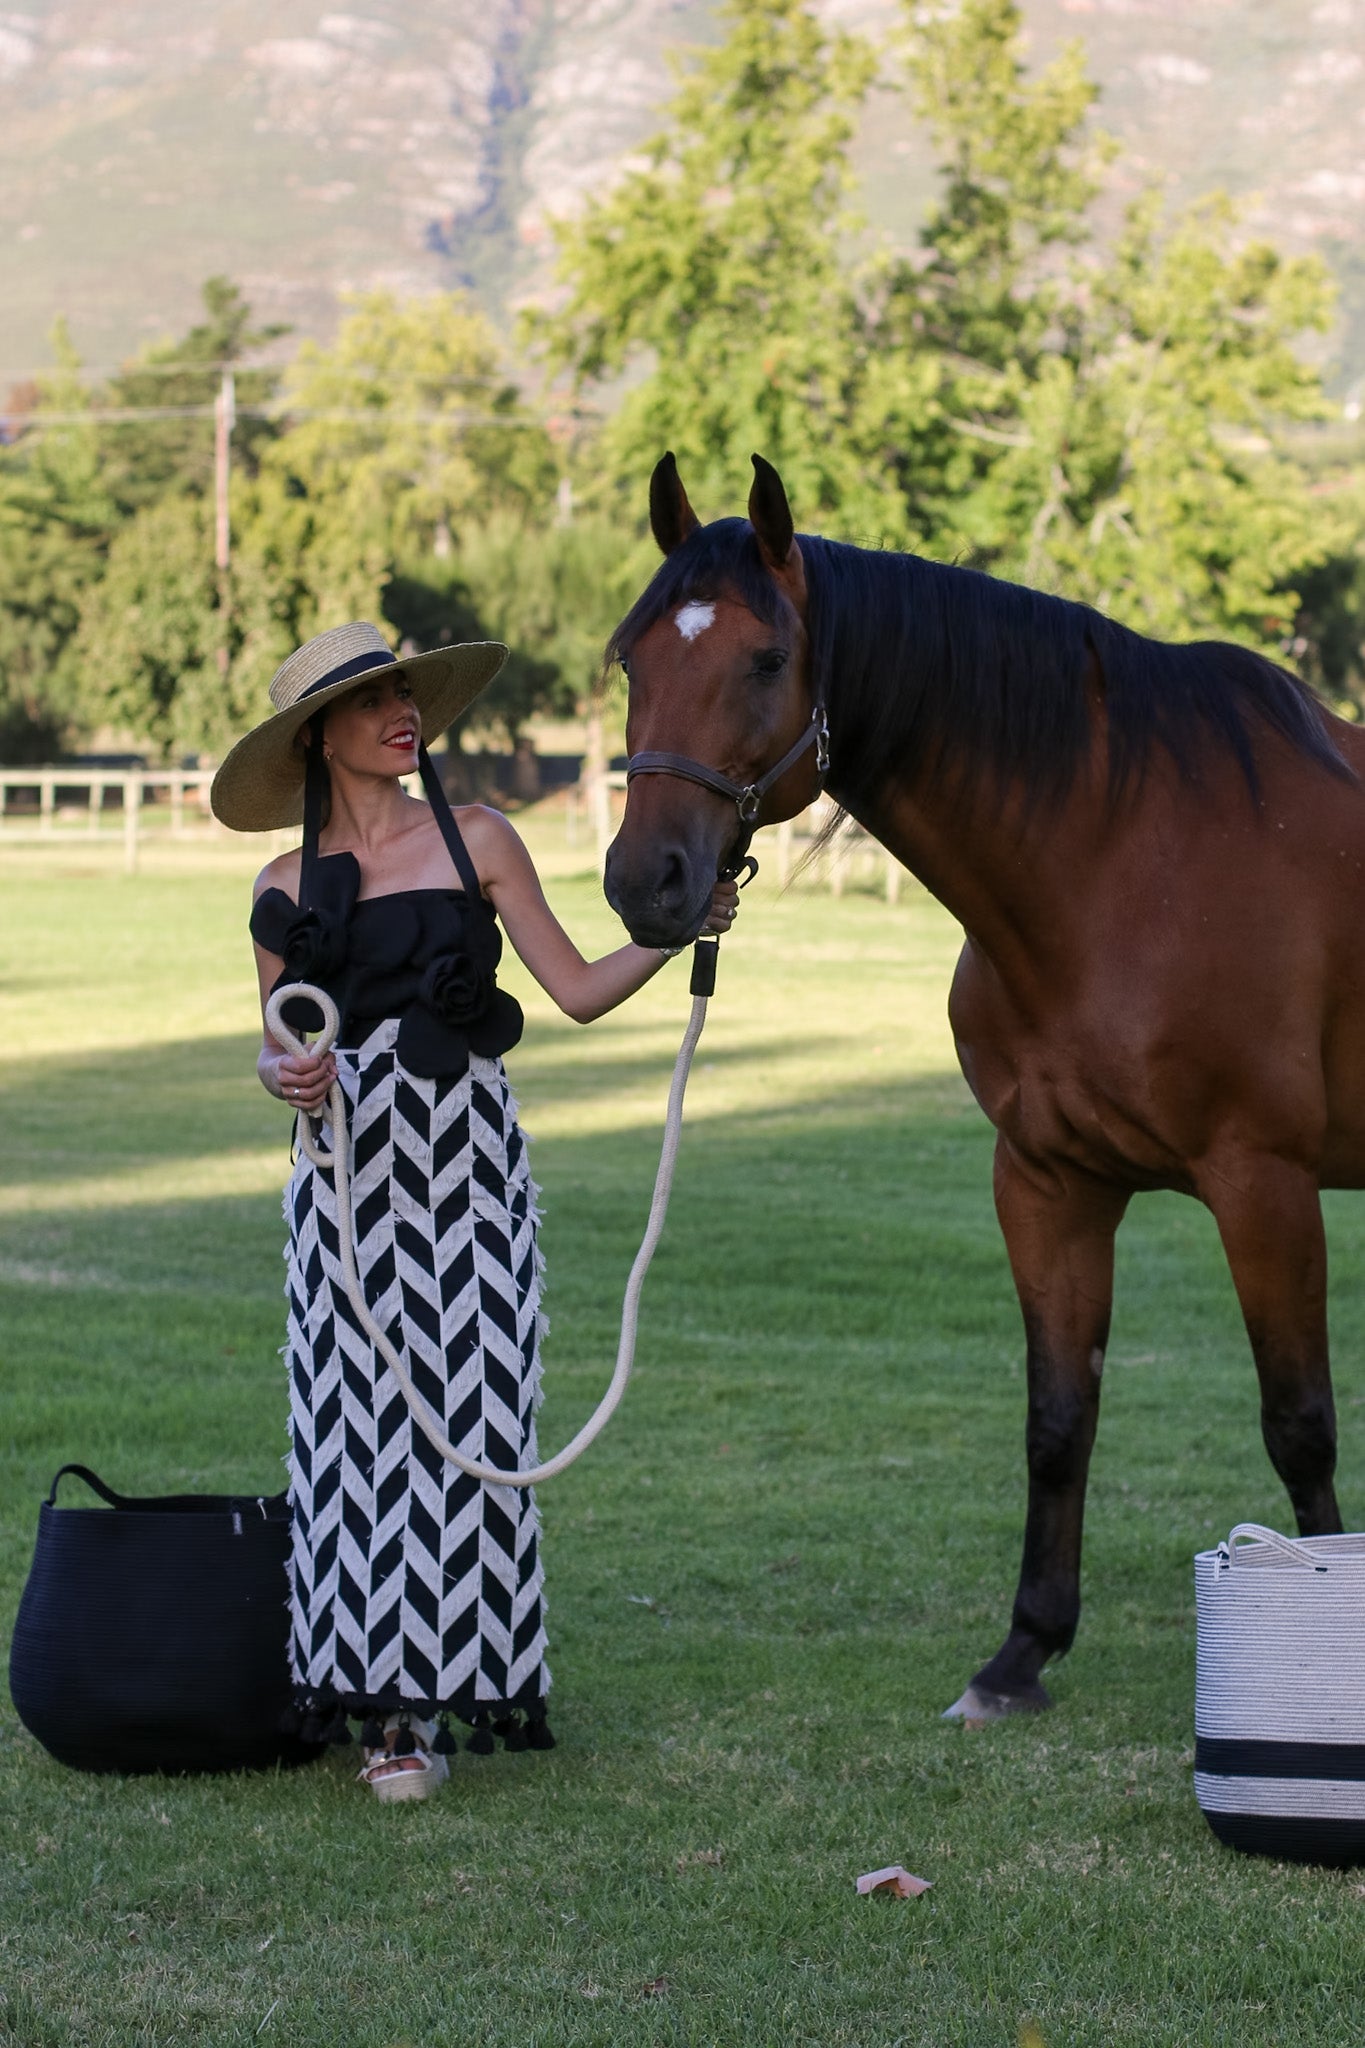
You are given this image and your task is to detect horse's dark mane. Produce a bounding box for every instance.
[608,519,1348,812]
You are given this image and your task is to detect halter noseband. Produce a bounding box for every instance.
[625,702,830,875]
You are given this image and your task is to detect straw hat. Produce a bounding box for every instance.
[210,622,508,831]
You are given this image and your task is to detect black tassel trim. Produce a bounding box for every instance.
[391,1716,418,1758]
[294,1689,553,1750]
[495,1713,529,1753]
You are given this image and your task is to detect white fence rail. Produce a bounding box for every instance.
[4,763,912,900]
[0,768,219,872]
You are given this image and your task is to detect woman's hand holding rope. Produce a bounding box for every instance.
[263,1044,336,1111]
[702,878,739,935]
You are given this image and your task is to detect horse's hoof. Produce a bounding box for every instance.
[941,1682,1051,1724]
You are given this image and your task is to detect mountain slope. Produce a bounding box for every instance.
[2,0,1362,393]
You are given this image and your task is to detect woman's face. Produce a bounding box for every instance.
[322,673,422,779]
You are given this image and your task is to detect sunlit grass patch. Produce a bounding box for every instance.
[4,810,1365,2046]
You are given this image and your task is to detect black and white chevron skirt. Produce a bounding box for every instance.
[283,1020,553,1754]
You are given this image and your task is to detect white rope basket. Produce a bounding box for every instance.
[1195,1523,1365,1864]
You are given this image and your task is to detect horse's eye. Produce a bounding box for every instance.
[752,648,788,680]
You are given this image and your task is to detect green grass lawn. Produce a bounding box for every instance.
[5,814,1365,2047]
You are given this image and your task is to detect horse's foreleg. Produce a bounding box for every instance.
[945,1140,1128,1721]
[1202,1155,1341,1537]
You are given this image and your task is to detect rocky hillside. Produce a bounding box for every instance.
[2,0,1362,393]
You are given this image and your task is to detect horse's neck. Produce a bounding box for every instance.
[851,768,1096,985]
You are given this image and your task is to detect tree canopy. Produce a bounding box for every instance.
[1,0,1362,765]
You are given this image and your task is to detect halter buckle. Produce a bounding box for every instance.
[738,787,762,824]
[815,705,830,779]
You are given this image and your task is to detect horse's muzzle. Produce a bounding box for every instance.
[603,839,715,950]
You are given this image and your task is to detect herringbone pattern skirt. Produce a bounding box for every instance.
[283,1020,550,1728]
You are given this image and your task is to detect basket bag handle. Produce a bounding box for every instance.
[44,1465,286,1518]
[46,1464,134,1509]
[1221,1522,1330,1573]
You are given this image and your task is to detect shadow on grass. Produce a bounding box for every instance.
[0,1018,865,1183]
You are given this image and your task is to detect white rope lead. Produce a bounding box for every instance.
[264,977,710,1488]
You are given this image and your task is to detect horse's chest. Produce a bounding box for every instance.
[948,945,1186,1185]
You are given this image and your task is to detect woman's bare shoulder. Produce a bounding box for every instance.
[455,805,531,883]
[253,845,302,904]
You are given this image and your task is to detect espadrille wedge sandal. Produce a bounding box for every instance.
[357,1714,448,1803]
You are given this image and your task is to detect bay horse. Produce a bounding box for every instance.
[603,450,1365,1720]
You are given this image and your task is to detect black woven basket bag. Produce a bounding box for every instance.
[9,1465,324,1775]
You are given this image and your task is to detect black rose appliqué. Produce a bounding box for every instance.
[419,950,493,1026]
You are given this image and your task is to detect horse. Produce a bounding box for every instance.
[602,449,1365,1721]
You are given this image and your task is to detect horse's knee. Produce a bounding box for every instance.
[1025,1377,1097,1489]
[1261,1388,1336,1488]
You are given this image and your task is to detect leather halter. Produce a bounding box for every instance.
[625,701,830,871]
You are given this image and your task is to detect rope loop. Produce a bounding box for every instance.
[1223,1523,1330,1573]
[264,977,708,1489]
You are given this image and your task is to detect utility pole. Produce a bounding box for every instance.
[214,368,235,678]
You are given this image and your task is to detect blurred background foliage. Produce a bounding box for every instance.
[1,0,1362,765]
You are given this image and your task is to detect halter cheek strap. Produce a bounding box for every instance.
[625,702,830,877]
[626,702,829,826]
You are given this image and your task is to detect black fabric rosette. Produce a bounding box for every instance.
[249,852,360,1033]
[395,919,523,1079]
[248,853,522,1075]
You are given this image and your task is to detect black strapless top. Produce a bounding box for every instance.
[251,847,524,1081]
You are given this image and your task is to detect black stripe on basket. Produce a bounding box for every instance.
[1196,1736,1365,1780]
[1202,1810,1365,1867]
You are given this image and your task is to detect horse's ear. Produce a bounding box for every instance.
[748,454,794,570]
[749,454,806,610]
[649,452,700,556]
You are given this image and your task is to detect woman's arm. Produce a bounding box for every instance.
[252,863,337,1111]
[468,810,737,1025]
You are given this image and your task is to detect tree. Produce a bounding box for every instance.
[441,512,653,743]
[97,276,288,514]
[267,291,557,561]
[871,0,1348,654]
[536,0,887,529]
[72,481,392,758]
[67,290,571,757]
[0,322,118,757]
[986,194,1346,649]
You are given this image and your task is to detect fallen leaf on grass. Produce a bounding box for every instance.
[855,1865,932,1898]
[640,1977,669,1998]
[676,1848,724,1871]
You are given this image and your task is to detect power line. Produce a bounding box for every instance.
[4,358,509,384]
[3,406,558,428]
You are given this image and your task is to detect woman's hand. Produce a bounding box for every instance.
[702,878,740,935]
[268,1047,337,1112]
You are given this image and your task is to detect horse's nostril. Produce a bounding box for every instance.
[653,849,689,911]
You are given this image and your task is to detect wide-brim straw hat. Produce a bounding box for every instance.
[210,621,508,832]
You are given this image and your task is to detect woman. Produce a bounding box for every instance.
[211,622,736,1801]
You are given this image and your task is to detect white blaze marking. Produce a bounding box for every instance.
[674,601,716,642]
